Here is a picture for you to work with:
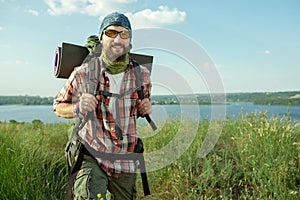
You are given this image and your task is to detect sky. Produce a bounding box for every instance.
[0,0,299,97]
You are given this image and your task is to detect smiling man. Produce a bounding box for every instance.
[53,12,152,200]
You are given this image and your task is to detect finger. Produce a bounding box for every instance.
[137,99,141,105]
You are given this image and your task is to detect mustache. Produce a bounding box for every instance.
[111,43,125,48]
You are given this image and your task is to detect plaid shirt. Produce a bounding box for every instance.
[53,56,151,177]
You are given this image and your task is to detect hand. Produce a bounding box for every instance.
[79,93,98,115]
[137,98,152,117]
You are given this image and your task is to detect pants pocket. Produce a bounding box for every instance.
[73,167,92,199]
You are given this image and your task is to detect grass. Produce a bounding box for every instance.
[0,112,299,199]
[0,120,69,200]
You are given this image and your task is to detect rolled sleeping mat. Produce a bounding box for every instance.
[130,52,153,74]
[54,43,89,78]
[54,42,153,79]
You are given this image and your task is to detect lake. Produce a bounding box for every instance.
[0,103,299,124]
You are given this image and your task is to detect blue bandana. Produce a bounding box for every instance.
[99,12,131,37]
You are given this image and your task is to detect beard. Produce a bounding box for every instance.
[103,42,131,62]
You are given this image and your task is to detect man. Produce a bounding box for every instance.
[53,12,152,200]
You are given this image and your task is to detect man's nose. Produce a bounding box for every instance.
[113,34,122,42]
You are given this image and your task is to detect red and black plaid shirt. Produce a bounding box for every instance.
[53,56,151,177]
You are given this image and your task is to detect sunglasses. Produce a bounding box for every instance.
[103,29,131,39]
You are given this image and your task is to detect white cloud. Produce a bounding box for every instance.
[45,0,186,27]
[26,9,39,16]
[126,6,186,28]
[46,0,127,16]
[114,0,137,3]
[46,0,87,16]
[263,50,271,55]
[82,1,112,16]
[0,26,3,31]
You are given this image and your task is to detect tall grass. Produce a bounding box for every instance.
[0,120,70,200]
[0,112,299,199]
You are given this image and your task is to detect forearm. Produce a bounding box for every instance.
[54,103,75,118]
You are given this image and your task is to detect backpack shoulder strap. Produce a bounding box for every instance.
[132,59,145,99]
[131,60,157,131]
[86,57,101,95]
[82,43,102,94]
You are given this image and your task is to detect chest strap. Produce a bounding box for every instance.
[95,87,141,99]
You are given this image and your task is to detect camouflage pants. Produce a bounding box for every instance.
[72,155,137,200]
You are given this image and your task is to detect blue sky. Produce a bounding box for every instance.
[0,0,299,97]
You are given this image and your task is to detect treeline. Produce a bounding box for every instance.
[0,95,53,105]
[152,91,300,106]
[1,91,300,106]
[226,91,300,106]
[151,94,212,105]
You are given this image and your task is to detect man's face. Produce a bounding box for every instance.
[101,25,131,61]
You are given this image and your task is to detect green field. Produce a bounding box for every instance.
[0,112,299,199]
